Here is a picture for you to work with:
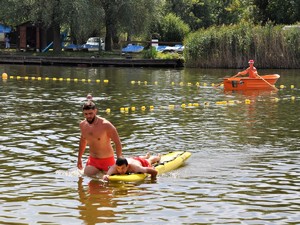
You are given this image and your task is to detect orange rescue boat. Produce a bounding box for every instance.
[223,74,280,91]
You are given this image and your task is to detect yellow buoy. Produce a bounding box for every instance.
[131,81,135,84]
[291,85,295,89]
[291,96,295,101]
[96,79,100,83]
[245,99,251,104]
[144,81,147,85]
[104,79,109,83]
[169,105,175,110]
[181,104,186,108]
[149,105,154,110]
[131,106,136,111]
[280,85,285,89]
[2,73,8,79]
[106,108,111,113]
[141,106,146,111]
[38,77,42,80]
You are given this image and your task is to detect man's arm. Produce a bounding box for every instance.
[103,165,117,180]
[77,136,87,170]
[238,68,249,76]
[107,124,123,158]
[132,165,158,179]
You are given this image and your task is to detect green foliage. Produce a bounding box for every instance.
[253,0,300,25]
[163,0,213,30]
[143,46,157,59]
[184,23,300,68]
[156,52,182,60]
[159,13,190,42]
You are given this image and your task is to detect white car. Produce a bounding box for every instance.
[83,37,105,51]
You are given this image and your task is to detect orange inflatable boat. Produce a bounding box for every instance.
[223,74,280,91]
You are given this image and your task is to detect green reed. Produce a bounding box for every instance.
[184,22,300,68]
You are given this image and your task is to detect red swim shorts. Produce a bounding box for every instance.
[86,156,115,171]
[133,157,151,167]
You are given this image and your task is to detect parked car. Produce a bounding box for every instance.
[82,37,105,51]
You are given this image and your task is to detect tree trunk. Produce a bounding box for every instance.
[52,21,61,53]
[105,19,113,51]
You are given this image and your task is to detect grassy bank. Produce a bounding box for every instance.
[184,23,300,68]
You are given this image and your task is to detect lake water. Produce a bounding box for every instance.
[0,65,299,224]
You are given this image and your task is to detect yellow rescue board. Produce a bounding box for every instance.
[108,151,191,182]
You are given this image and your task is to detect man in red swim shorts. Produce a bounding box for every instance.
[85,156,116,171]
[77,95,123,176]
[103,153,161,180]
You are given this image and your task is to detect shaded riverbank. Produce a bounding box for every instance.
[0,54,184,68]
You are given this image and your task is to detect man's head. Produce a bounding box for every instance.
[82,101,97,124]
[116,158,129,174]
[248,59,254,64]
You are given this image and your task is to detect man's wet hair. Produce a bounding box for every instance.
[116,158,128,166]
[82,101,96,110]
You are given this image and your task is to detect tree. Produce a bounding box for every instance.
[253,0,300,25]
[118,0,162,41]
[164,0,214,31]
[159,13,190,42]
[0,0,104,52]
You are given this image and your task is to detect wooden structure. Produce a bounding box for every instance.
[17,22,52,52]
[0,55,184,68]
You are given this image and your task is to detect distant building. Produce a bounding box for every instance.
[16,22,53,52]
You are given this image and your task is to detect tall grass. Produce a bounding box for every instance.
[184,22,300,68]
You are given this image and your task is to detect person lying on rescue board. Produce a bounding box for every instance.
[236,59,258,78]
[103,153,161,181]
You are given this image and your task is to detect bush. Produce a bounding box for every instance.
[143,46,157,59]
[159,13,190,42]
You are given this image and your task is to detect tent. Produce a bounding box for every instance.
[0,24,12,33]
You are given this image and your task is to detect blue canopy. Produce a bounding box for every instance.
[0,24,12,33]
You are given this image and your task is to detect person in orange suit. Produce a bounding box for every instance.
[237,60,258,78]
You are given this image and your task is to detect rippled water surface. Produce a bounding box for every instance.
[0,65,299,224]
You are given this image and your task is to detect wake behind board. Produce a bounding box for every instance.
[108,151,191,182]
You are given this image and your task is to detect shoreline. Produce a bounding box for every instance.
[0,53,184,68]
